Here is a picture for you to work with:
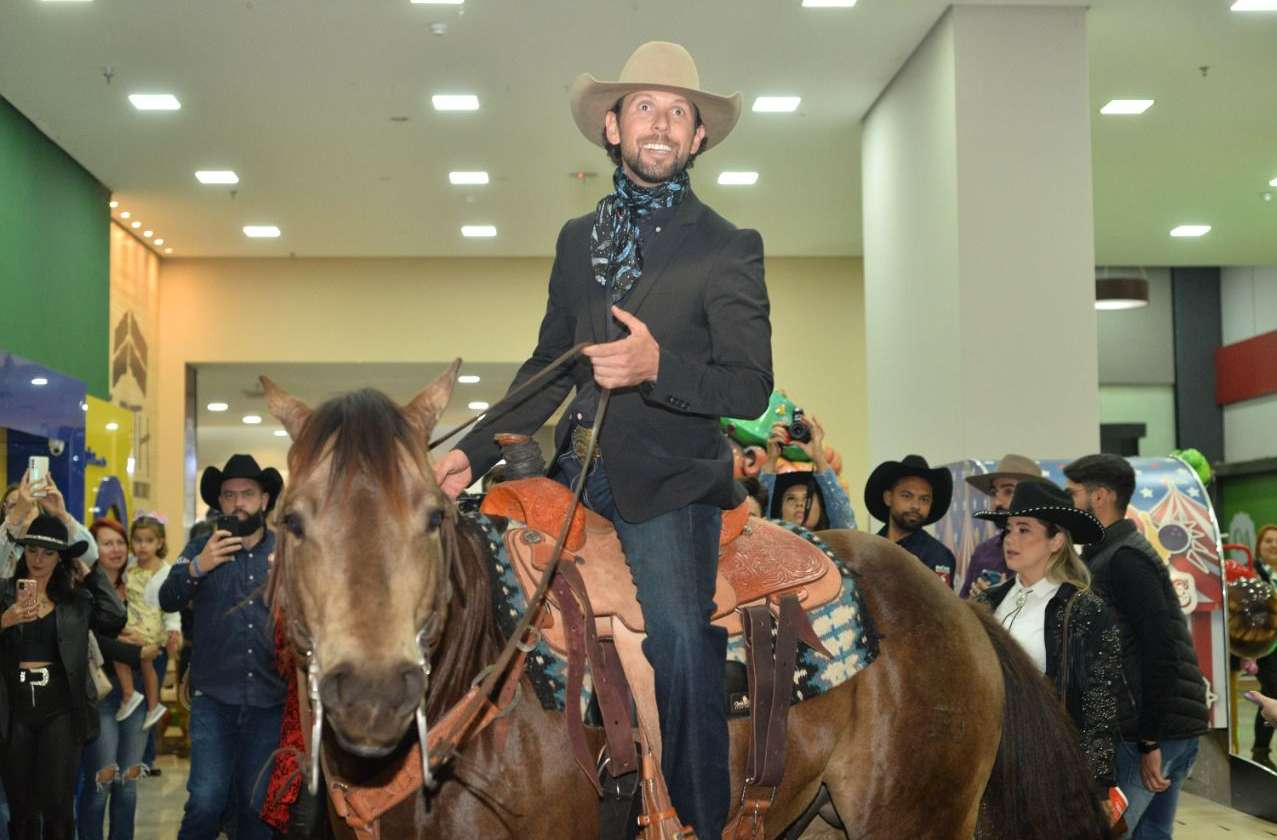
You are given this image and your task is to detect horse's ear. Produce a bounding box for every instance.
[405,358,462,438]
[261,376,312,440]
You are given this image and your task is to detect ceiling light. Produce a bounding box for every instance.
[412,0,464,4]
[105,422,119,431]
[119,211,131,219]
[130,221,141,229]
[457,374,481,384]
[1170,224,1211,238]
[243,225,281,238]
[449,171,490,185]
[31,377,48,386]
[1095,277,1149,311]
[41,1,94,3]
[802,0,857,6]
[461,225,497,238]
[1100,99,1154,115]
[1269,177,1277,187]
[196,170,239,185]
[468,401,490,411]
[207,402,229,412]
[143,230,153,238]
[718,171,759,186]
[273,429,289,437]
[242,415,263,425]
[752,97,801,113]
[1231,1,1277,10]
[154,238,165,246]
[128,93,181,111]
[164,248,173,254]
[108,200,118,209]
[432,94,480,111]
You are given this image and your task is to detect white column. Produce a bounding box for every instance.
[862,5,1098,465]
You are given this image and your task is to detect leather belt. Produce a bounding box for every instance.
[571,426,601,464]
[19,667,50,687]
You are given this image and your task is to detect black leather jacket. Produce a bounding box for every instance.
[0,565,126,744]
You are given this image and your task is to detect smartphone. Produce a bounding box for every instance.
[28,456,49,498]
[979,569,1006,589]
[16,579,36,606]
[215,514,240,538]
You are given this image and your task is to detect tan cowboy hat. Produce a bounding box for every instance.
[965,454,1043,496]
[569,41,742,152]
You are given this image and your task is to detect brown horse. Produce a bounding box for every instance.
[263,368,1112,840]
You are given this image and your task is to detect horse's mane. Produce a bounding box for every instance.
[280,388,504,720]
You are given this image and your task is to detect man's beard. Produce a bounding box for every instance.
[891,511,924,534]
[621,136,690,184]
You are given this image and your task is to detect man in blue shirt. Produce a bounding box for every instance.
[159,454,285,840]
[864,454,958,586]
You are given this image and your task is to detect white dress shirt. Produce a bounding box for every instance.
[993,575,1062,673]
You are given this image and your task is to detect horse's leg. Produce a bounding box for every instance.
[814,530,1004,839]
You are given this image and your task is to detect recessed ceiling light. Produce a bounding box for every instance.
[154,238,165,246]
[128,93,181,111]
[718,171,759,186]
[461,225,497,238]
[752,96,801,113]
[412,0,463,4]
[105,422,119,431]
[164,248,173,254]
[108,200,118,209]
[130,221,141,229]
[457,374,481,384]
[432,94,480,111]
[242,415,263,425]
[449,171,490,185]
[1269,177,1277,187]
[31,377,48,386]
[1100,99,1154,115]
[207,402,229,412]
[143,230,153,238]
[196,170,239,185]
[468,401,490,411]
[119,211,131,219]
[802,0,857,6]
[1231,1,1277,10]
[41,1,94,3]
[273,429,289,438]
[243,225,281,238]
[1170,224,1211,238]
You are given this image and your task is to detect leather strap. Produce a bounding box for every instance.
[551,568,602,795]
[741,604,777,786]
[636,727,695,839]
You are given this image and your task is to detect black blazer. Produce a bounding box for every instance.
[457,190,773,522]
[0,567,126,744]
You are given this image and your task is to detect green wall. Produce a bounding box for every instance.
[0,95,110,397]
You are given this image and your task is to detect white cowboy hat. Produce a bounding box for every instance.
[569,41,742,152]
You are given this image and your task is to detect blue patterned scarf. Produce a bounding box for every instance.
[589,167,689,303]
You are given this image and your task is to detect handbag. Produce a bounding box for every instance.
[87,633,114,700]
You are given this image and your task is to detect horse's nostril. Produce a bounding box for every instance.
[398,664,426,715]
[319,664,352,709]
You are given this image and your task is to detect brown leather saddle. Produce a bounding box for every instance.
[481,477,841,839]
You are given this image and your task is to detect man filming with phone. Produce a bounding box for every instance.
[158,454,285,840]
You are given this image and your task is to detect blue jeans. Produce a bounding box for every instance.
[176,695,283,840]
[555,449,729,836]
[78,673,150,840]
[1117,737,1200,839]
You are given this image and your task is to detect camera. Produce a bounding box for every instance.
[47,438,65,457]
[787,409,812,444]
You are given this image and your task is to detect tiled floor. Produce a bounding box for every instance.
[130,755,1274,839]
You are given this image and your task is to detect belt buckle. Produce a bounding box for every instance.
[572,427,599,462]
[22,668,50,688]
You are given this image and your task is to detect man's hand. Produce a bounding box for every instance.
[433,449,473,501]
[583,307,660,389]
[969,575,994,598]
[1139,748,1170,793]
[1246,690,1277,726]
[191,530,243,577]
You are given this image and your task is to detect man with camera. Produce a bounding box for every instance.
[158,454,285,840]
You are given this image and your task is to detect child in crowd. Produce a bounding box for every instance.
[114,516,172,730]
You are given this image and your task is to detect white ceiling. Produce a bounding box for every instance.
[2,0,1275,264]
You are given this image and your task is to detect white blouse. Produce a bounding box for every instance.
[993,576,1062,673]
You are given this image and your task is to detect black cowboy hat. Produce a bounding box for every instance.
[973,478,1105,545]
[17,514,89,559]
[863,454,953,527]
[200,454,284,513]
[767,471,831,531]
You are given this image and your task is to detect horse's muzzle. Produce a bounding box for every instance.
[319,660,425,752]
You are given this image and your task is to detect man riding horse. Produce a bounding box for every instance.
[433,40,772,837]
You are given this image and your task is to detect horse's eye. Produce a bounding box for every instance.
[283,512,305,539]
[426,509,444,533]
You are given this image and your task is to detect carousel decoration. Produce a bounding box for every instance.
[1224,543,1277,660]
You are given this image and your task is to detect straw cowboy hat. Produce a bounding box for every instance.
[569,41,742,151]
[965,453,1043,497]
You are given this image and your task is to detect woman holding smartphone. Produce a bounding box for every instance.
[0,514,125,840]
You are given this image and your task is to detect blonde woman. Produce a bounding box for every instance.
[975,479,1122,797]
